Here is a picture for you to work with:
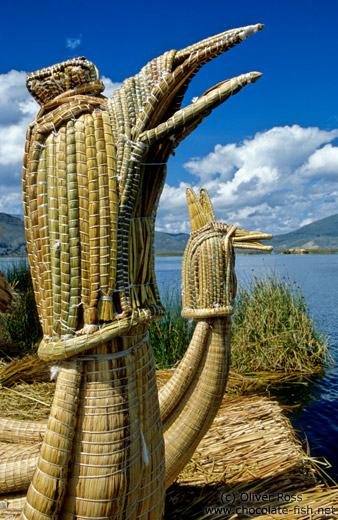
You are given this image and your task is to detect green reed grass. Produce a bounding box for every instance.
[149,286,195,368]
[0,263,328,373]
[0,261,42,353]
[150,274,328,372]
[231,273,328,373]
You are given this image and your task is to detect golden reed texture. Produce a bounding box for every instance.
[0,24,273,520]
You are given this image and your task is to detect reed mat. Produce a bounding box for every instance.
[165,395,338,519]
[1,372,337,519]
[0,354,308,393]
[0,381,53,420]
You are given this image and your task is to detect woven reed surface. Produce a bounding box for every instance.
[182,225,237,318]
[17,24,271,520]
[162,318,231,489]
[1,395,337,519]
[22,25,266,361]
[26,57,104,105]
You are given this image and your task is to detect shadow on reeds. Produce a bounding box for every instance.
[166,477,338,519]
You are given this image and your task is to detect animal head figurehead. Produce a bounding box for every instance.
[182,188,272,319]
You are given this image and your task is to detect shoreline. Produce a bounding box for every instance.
[2,248,338,260]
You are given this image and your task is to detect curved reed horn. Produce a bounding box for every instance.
[186,187,209,231]
[198,188,216,223]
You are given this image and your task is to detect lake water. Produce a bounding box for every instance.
[1,254,338,480]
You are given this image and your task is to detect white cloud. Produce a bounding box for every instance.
[299,144,338,179]
[101,76,122,98]
[1,72,338,239]
[0,71,39,203]
[0,70,37,125]
[156,125,338,235]
[155,183,192,233]
[0,70,122,215]
[0,190,23,214]
[66,35,82,50]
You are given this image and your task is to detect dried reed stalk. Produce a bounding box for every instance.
[159,189,271,488]
[0,356,51,388]
[0,418,46,443]
[15,24,269,520]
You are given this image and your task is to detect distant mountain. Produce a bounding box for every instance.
[156,214,338,252]
[1,212,338,256]
[0,213,190,256]
[154,232,189,253]
[271,214,338,250]
[0,213,27,256]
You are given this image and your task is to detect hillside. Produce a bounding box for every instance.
[154,232,189,253]
[0,213,27,256]
[1,212,338,255]
[270,214,338,250]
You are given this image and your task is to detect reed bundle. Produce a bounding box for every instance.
[1,395,337,519]
[0,356,51,388]
[0,493,27,512]
[0,418,45,443]
[165,395,338,519]
[5,22,272,520]
[0,446,40,494]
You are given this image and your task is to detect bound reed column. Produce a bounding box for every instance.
[56,326,165,520]
[159,188,236,488]
[120,326,165,519]
[21,360,82,520]
[59,340,143,519]
[163,318,231,488]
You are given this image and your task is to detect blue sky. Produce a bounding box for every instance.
[1,0,338,236]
